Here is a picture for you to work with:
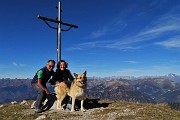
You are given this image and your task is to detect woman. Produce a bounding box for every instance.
[49,60,74,110]
[49,60,74,86]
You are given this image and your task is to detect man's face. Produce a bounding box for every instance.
[47,61,55,71]
[60,62,66,71]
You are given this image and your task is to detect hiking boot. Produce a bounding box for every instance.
[66,103,72,110]
[66,104,78,110]
[31,101,35,109]
[35,108,43,113]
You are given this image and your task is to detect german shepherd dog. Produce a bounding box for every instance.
[55,71,87,112]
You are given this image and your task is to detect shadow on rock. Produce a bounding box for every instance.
[76,98,110,110]
[41,93,110,111]
[43,93,57,111]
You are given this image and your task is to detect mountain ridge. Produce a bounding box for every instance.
[0,73,180,104]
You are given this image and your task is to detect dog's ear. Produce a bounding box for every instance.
[74,73,78,78]
[84,71,86,75]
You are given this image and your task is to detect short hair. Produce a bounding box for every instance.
[57,60,68,69]
[47,59,56,65]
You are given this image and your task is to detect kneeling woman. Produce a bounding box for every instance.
[49,60,74,109]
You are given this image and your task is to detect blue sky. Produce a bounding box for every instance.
[1,0,180,78]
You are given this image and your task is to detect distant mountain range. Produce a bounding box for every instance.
[0,73,180,104]
[89,73,180,83]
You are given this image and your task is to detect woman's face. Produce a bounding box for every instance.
[60,62,66,71]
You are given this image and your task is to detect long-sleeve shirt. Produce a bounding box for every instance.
[49,69,74,86]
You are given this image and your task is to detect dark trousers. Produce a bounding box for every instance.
[32,83,47,109]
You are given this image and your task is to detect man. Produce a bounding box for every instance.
[31,60,55,113]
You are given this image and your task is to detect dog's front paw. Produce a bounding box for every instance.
[81,108,86,112]
[70,109,75,112]
[57,106,65,110]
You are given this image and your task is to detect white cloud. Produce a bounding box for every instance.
[66,47,83,51]
[155,37,180,48]
[68,8,180,51]
[104,38,143,50]
[12,62,26,67]
[12,62,18,67]
[139,15,180,36]
[105,14,180,50]
[139,24,179,36]
[91,27,109,38]
[67,40,111,51]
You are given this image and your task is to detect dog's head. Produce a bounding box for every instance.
[74,71,87,87]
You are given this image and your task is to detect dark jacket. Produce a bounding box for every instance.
[31,67,54,87]
[49,69,74,85]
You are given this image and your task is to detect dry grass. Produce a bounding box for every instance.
[0,100,180,120]
[92,101,180,120]
[0,101,39,120]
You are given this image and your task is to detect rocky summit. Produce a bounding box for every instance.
[0,99,180,120]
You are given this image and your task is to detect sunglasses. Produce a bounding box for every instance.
[48,64,54,68]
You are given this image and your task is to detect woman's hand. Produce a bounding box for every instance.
[59,82,66,87]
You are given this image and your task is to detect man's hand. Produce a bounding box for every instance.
[45,89,51,94]
[37,79,51,94]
